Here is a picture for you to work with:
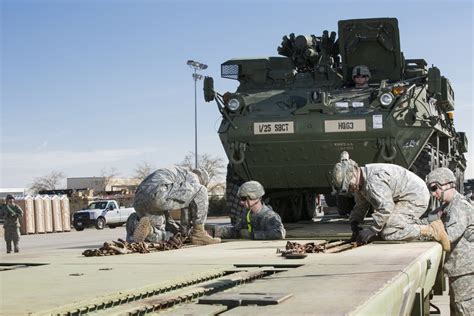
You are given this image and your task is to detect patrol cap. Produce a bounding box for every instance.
[352,65,371,78]
[5,194,15,200]
[332,151,358,193]
[192,168,210,186]
[238,181,265,200]
[426,167,456,185]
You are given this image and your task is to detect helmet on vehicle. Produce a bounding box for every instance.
[352,65,371,78]
[192,168,210,186]
[426,167,456,185]
[5,194,15,200]
[238,181,265,200]
[332,151,358,193]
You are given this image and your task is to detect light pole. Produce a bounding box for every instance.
[186,60,208,169]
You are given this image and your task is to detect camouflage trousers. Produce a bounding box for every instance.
[449,274,474,316]
[134,184,208,225]
[4,226,20,253]
[379,201,427,241]
[125,213,170,242]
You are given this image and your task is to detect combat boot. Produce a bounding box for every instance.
[191,224,221,245]
[133,216,152,243]
[420,220,451,252]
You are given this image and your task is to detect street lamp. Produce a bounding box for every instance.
[187,60,208,169]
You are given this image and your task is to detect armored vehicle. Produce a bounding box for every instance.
[204,17,467,222]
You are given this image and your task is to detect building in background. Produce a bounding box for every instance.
[67,177,140,193]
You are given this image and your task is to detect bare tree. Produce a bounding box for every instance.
[100,167,120,191]
[133,161,155,181]
[180,152,226,185]
[30,171,66,193]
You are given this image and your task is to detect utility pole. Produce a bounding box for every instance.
[186,60,207,169]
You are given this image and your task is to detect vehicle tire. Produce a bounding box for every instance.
[225,164,245,225]
[108,224,117,229]
[323,194,337,207]
[287,194,303,223]
[74,226,84,231]
[410,146,434,181]
[337,195,355,217]
[95,217,106,230]
[270,195,302,223]
[302,193,317,220]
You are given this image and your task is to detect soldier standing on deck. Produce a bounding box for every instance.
[331,151,450,250]
[425,168,473,315]
[0,194,23,253]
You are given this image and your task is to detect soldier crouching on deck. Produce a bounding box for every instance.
[132,166,221,246]
[210,181,286,240]
[332,151,450,250]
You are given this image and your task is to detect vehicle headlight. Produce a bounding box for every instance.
[89,213,96,220]
[227,98,241,112]
[379,93,394,108]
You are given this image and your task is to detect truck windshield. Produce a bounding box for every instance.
[88,202,108,209]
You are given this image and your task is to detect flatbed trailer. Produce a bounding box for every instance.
[0,226,445,315]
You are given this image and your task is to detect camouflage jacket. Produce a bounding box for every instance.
[349,164,430,231]
[134,166,208,215]
[442,192,474,277]
[218,204,286,240]
[0,204,23,228]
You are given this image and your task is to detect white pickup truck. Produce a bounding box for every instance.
[72,200,135,231]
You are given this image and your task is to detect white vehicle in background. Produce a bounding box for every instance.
[72,200,135,231]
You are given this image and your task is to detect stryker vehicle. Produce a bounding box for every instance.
[204,17,467,222]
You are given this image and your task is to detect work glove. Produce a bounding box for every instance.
[350,221,362,242]
[239,229,253,239]
[356,227,377,245]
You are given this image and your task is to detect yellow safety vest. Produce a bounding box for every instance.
[246,210,252,232]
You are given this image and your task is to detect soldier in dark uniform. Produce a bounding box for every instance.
[0,194,23,253]
[425,168,473,315]
[211,181,286,240]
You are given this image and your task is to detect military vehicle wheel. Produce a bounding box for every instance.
[287,194,303,222]
[95,217,106,230]
[323,194,337,207]
[225,164,245,225]
[336,196,355,217]
[410,146,434,181]
[271,195,302,223]
[303,193,317,220]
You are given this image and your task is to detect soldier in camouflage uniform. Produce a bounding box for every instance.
[425,168,473,315]
[211,181,286,240]
[332,152,450,249]
[0,194,23,253]
[352,65,371,89]
[132,166,220,245]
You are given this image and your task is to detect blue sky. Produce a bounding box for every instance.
[1,0,473,188]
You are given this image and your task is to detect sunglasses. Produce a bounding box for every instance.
[429,184,440,192]
[354,75,368,78]
[240,196,250,202]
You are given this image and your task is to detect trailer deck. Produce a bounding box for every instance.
[0,223,444,315]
